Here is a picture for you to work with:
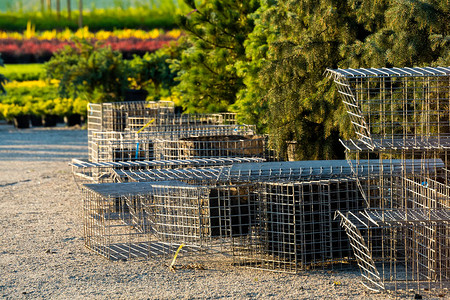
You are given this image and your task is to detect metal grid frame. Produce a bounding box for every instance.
[326,66,450,150]
[328,66,450,292]
[82,181,186,261]
[87,101,175,161]
[89,126,256,163]
[81,180,257,261]
[232,178,364,273]
[127,112,237,132]
[153,135,267,160]
[71,157,264,184]
[337,204,450,292]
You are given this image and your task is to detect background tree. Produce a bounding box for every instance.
[340,0,449,67]
[256,0,365,160]
[45,39,128,103]
[232,0,277,132]
[174,0,260,113]
[127,41,185,100]
[250,0,448,160]
[0,54,8,94]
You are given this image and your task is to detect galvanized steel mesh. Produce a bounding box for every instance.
[329,66,450,292]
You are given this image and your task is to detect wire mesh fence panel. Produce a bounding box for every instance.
[326,67,450,150]
[153,135,267,160]
[81,181,208,261]
[87,101,175,161]
[232,178,364,273]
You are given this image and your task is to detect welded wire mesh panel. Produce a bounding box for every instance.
[233,179,364,273]
[344,149,446,208]
[127,113,237,132]
[148,183,257,252]
[338,208,450,292]
[89,126,257,163]
[71,157,264,184]
[337,175,450,292]
[82,182,153,261]
[87,101,175,161]
[327,67,450,149]
[153,135,267,160]
[82,182,206,261]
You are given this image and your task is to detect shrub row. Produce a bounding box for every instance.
[0,80,88,127]
[0,35,178,63]
[0,8,178,32]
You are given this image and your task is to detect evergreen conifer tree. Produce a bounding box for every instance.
[256,0,364,160]
[174,0,260,113]
[232,0,277,132]
[341,0,449,67]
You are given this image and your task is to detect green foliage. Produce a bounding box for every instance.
[127,43,182,100]
[0,7,179,31]
[340,0,449,68]
[174,0,260,113]
[45,39,129,103]
[0,83,55,118]
[254,0,361,160]
[0,55,8,94]
[245,0,449,160]
[0,81,88,120]
[3,64,45,81]
[232,0,277,132]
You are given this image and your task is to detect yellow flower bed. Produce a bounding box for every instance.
[4,79,59,88]
[0,25,182,41]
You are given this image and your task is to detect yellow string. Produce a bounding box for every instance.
[169,243,185,271]
[136,118,155,134]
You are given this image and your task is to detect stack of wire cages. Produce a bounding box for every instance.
[87,100,262,164]
[87,101,175,161]
[89,125,258,163]
[327,66,450,292]
[232,178,365,273]
[81,180,257,262]
[110,160,370,272]
[153,135,267,160]
[79,159,367,266]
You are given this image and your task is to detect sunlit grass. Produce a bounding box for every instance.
[2,64,44,76]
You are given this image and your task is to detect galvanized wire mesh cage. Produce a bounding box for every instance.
[326,67,450,150]
[232,178,364,273]
[81,180,257,261]
[328,66,450,292]
[153,135,267,160]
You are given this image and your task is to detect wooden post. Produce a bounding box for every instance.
[78,0,83,28]
[67,0,71,19]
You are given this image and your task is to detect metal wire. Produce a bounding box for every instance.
[329,66,450,292]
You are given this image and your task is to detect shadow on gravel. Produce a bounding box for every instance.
[0,123,88,161]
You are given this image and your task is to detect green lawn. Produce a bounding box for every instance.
[0,0,180,12]
[2,64,45,81]
[3,63,44,75]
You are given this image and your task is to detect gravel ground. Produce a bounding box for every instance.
[0,123,444,299]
